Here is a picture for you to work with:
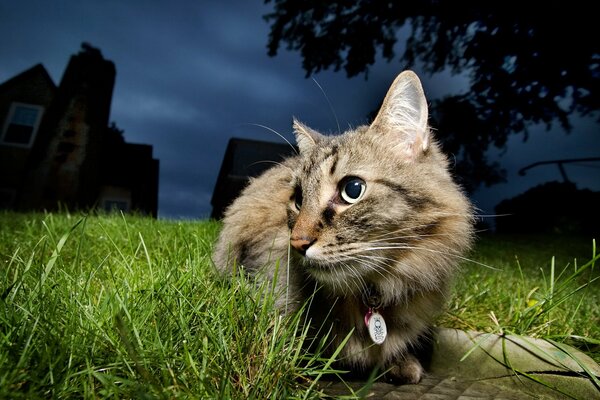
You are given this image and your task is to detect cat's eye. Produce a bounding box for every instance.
[293,186,303,210]
[340,177,366,204]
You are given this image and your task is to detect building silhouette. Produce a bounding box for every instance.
[211,137,296,219]
[0,43,159,217]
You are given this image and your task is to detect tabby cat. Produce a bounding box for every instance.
[213,70,474,383]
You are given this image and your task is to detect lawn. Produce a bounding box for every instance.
[0,212,598,398]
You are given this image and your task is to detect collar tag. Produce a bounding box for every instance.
[365,307,387,345]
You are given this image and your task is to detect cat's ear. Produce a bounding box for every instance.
[370,70,430,160]
[293,118,324,154]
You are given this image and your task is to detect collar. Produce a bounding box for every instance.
[362,283,383,309]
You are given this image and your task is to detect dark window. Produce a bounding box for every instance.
[1,103,43,147]
[104,200,130,213]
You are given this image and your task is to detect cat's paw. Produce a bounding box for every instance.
[384,354,424,384]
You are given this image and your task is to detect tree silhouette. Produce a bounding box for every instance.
[264,0,599,191]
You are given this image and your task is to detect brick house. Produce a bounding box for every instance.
[0,44,159,217]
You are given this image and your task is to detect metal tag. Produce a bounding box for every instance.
[367,311,387,345]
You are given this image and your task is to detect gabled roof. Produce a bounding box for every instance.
[0,63,56,92]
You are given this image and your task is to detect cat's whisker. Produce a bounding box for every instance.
[354,253,443,289]
[339,254,397,287]
[244,122,299,155]
[248,160,294,173]
[361,244,498,270]
[474,213,510,219]
[362,243,460,258]
[311,77,341,134]
[364,238,458,257]
[368,228,459,242]
[367,223,443,241]
[349,256,389,275]
[365,230,467,249]
[339,261,360,294]
[353,254,399,268]
[367,214,474,241]
[347,263,368,294]
[317,249,396,290]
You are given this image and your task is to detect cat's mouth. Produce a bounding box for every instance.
[302,259,369,295]
[304,261,344,282]
[296,250,329,269]
[297,250,337,272]
[298,249,364,282]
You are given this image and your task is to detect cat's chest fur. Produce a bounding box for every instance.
[213,70,474,383]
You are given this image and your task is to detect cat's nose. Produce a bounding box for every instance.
[290,236,316,255]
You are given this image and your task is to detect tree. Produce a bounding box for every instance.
[264,0,599,191]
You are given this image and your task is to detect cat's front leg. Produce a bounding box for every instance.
[384,353,424,384]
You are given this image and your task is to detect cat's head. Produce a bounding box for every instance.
[286,71,473,294]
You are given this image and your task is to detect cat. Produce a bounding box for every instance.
[212,70,474,384]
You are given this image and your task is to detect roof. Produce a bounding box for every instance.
[0,63,56,92]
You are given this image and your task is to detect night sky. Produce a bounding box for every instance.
[1,1,598,220]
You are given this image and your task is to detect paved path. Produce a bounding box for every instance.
[325,375,534,399]
[322,328,600,399]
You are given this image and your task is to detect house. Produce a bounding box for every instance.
[0,43,159,217]
[211,137,297,219]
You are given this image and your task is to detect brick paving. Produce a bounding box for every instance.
[323,375,541,399]
[316,328,600,399]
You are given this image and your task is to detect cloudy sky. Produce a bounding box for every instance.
[1,1,598,220]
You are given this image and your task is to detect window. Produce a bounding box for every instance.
[99,186,132,214]
[1,102,44,148]
[103,199,130,213]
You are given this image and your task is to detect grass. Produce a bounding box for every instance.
[440,233,599,357]
[0,211,598,398]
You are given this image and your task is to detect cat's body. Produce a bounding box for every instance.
[213,71,474,383]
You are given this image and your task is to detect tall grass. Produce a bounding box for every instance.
[0,212,349,399]
[0,212,598,398]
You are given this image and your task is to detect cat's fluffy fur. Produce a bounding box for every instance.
[213,71,474,383]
